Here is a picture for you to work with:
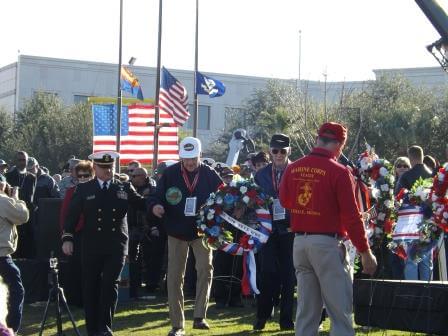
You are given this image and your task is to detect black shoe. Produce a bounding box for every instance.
[167,327,185,336]
[214,302,227,309]
[193,318,210,329]
[280,321,294,330]
[253,319,266,330]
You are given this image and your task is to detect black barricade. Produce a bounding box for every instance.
[35,198,63,259]
[354,279,448,335]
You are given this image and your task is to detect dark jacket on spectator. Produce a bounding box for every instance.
[394,163,432,194]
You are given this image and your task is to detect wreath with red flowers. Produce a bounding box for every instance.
[196,180,272,255]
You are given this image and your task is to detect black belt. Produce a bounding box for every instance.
[295,232,340,238]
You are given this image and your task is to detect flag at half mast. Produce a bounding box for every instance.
[159,67,190,126]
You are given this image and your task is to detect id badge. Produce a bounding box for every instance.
[273,198,286,221]
[184,197,197,216]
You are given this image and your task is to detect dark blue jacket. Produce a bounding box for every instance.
[148,162,222,241]
[255,163,290,235]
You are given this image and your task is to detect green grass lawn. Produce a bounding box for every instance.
[20,295,424,336]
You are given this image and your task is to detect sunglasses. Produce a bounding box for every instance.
[77,173,91,178]
[396,164,409,169]
[271,148,287,155]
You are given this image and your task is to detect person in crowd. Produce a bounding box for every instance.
[394,157,411,180]
[213,165,243,309]
[201,158,216,167]
[0,161,8,180]
[27,157,60,202]
[0,279,14,336]
[385,156,411,280]
[251,151,270,172]
[59,160,94,307]
[154,161,178,182]
[395,146,432,194]
[58,158,81,198]
[423,155,437,176]
[128,167,163,297]
[52,174,62,184]
[149,137,222,336]
[253,134,295,331]
[279,122,377,336]
[5,151,36,258]
[127,160,141,176]
[0,180,29,334]
[61,151,145,336]
[239,164,253,180]
[219,166,235,185]
[395,146,433,281]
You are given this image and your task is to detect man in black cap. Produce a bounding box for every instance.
[253,134,295,331]
[62,151,145,336]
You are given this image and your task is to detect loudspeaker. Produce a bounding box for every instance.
[35,198,63,258]
[354,279,448,335]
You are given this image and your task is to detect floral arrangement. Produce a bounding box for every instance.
[197,179,272,294]
[197,180,272,252]
[430,164,448,233]
[389,177,440,261]
[356,147,396,249]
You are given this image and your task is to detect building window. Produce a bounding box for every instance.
[184,105,210,130]
[74,95,89,104]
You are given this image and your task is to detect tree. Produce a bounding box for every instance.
[12,93,93,174]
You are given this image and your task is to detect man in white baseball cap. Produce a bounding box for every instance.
[149,137,223,336]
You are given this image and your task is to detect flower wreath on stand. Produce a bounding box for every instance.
[197,180,272,295]
[389,177,438,261]
[357,147,397,250]
[430,163,448,233]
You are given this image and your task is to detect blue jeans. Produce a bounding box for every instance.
[404,249,433,281]
[0,256,25,332]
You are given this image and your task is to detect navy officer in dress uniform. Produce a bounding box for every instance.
[61,151,145,336]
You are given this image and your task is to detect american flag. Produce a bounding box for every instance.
[92,104,179,164]
[159,67,190,126]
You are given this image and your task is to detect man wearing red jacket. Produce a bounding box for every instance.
[279,122,377,336]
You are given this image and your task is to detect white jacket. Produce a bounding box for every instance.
[0,191,29,257]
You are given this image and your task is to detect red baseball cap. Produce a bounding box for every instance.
[318,122,347,144]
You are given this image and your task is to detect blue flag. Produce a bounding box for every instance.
[121,66,144,100]
[196,71,226,98]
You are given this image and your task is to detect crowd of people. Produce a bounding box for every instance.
[0,121,446,336]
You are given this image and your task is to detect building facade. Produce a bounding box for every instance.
[0,55,372,147]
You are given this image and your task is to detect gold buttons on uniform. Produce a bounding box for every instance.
[112,228,116,232]
[98,218,102,222]
[98,209,102,212]
[112,209,116,212]
[97,227,102,231]
[112,219,116,222]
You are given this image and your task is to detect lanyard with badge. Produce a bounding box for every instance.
[181,165,200,216]
[272,166,286,221]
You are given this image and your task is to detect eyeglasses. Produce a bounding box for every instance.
[396,164,409,169]
[271,148,287,155]
[77,173,91,178]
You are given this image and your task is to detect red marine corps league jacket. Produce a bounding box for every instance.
[279,147,369,253]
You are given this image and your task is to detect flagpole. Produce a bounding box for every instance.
[115,0,123,172]
[193,0,199,137]
[153,0,163,172]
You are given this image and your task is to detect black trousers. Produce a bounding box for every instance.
[213,250,242,305]
[256,232,295,324]
[81,253,125,336]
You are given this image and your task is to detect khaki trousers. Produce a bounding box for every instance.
[167,236,213,329]
[293,234,354,336]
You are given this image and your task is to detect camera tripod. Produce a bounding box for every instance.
[38,258,82,336]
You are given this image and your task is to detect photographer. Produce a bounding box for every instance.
[0,179,30,333]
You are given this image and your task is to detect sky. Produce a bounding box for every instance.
[1,0,446,81]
